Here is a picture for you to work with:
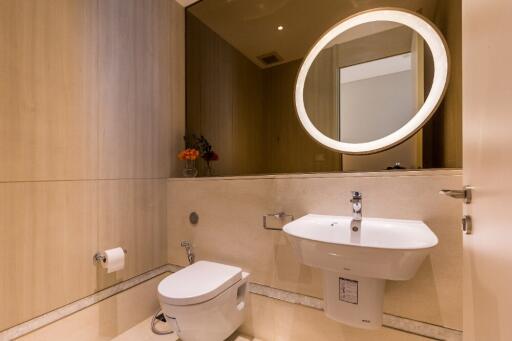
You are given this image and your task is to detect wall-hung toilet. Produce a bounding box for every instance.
[158,261,250,341]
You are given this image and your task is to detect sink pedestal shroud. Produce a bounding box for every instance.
[323,271,385,329]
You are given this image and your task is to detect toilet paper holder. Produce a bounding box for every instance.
[93,249,128,264]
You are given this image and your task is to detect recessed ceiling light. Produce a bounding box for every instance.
[277,25,284,31]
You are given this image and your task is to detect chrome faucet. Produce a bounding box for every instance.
[350,191,362,232]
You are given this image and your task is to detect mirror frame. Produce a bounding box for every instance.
[294,8,450,155]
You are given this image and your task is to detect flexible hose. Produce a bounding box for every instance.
[151,310,173,335]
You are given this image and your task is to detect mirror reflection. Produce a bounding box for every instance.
[305,22,433,144]
[185,0,461,177]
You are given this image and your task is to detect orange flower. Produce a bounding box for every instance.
[178,148,200,160]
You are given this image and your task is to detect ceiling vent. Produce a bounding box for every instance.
[257,52,283,66]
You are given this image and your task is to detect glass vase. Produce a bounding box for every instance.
[205,162,215,177]
[182,159,198,177]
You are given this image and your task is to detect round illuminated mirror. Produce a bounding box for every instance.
[295,9,449,154]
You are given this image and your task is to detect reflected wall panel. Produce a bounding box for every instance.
[186,13,265,176]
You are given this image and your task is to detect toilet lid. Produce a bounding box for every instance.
[158,261,243,306]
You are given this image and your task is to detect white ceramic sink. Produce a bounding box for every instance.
[283,214,438,280]
[283,214,438,329]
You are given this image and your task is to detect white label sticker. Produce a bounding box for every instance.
[339,278,358,304]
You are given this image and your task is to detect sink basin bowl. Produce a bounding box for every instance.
[283,214,438,281]
[283,213,438,329]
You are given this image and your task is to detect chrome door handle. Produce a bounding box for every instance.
[439,185,472,204]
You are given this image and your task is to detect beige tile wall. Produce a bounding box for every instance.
[97,180,168,288]
[0,0,184,332]
[242,294,432,341]
[12,273,433,341]
[16,273,168,341]
[167,170,463,338]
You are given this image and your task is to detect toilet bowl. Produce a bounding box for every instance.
[158,261,250,341]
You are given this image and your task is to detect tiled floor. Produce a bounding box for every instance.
[112,316,262,341]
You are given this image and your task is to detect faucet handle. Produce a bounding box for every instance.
[351,191,362,199]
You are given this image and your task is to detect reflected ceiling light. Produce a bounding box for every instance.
[277,25,284,31]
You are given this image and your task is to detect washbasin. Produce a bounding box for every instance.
[283,213,438,329]
[283,214,438,280]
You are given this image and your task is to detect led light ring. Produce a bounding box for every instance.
[295,9,450,154]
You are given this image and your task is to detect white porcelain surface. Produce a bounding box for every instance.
[283,214,438,280]
[159,264,250,341]
[158,261,242,306]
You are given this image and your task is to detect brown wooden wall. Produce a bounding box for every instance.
[423,0,462,168]
[186,13,341,175]
[186,13,265,176]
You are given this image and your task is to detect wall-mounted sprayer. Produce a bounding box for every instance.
[152,241,194,335]
[181,240,195,265]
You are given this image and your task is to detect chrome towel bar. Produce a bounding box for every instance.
[263,212,294,230]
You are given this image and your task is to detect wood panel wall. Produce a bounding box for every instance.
[186,13,341,175]
[436,0,462,168]
[262,60,342,174]
[0,0,184,331]
[186,13,265,176]
[423,0,462,168]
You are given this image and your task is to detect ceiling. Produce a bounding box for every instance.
[188,0,441,68]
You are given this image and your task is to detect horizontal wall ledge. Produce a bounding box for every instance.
[167,168,462,182]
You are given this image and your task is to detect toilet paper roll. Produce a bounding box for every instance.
[101,247,125,273]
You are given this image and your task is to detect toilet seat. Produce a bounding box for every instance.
[158,261,250,341]
[158,261,243,306]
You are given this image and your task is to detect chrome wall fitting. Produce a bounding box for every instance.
[263,212,294,230]
[350,191,362,232]
[181,241,195,264]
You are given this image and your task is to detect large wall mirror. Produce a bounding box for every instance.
[185,0,461,177]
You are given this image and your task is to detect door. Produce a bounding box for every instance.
[463,0,512,340]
